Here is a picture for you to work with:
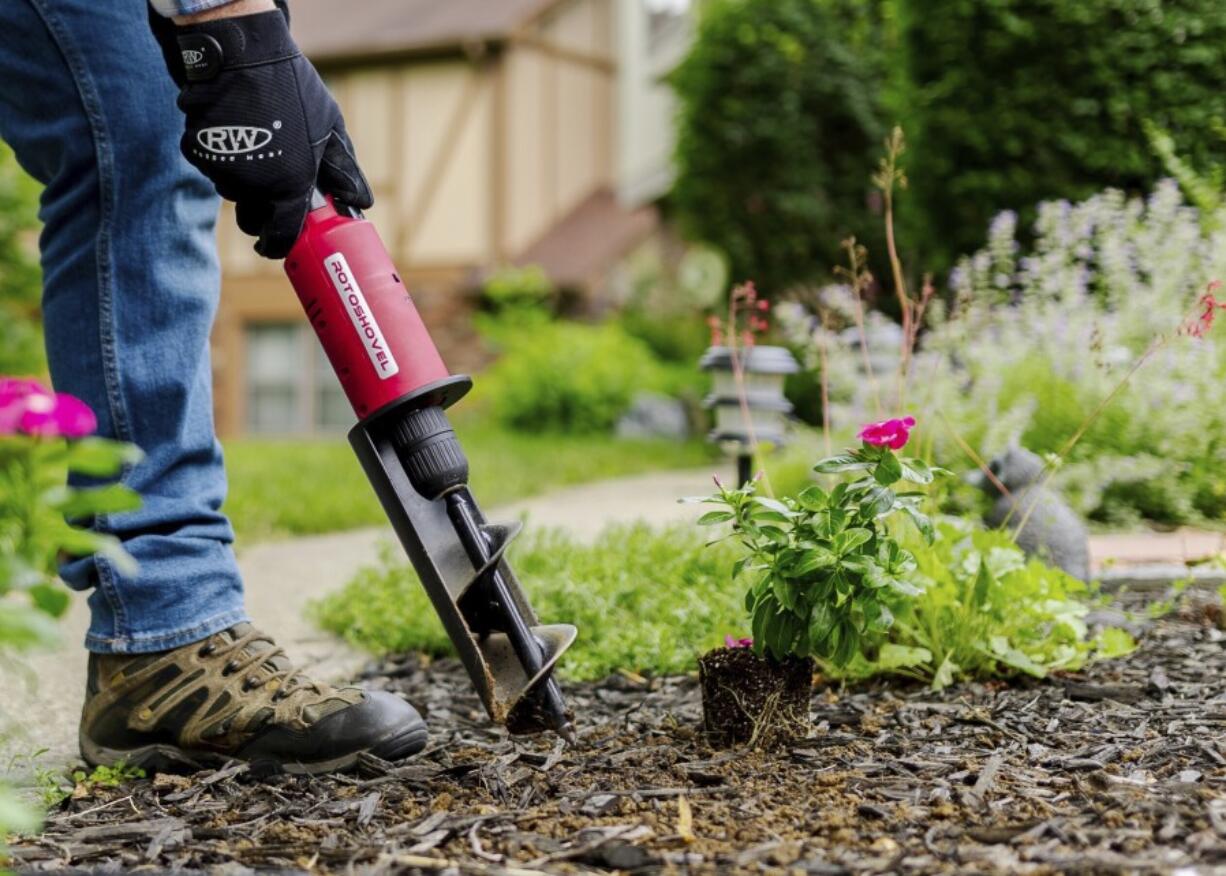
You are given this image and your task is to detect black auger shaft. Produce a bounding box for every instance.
[390,404,576,744]
[446,490,576,744]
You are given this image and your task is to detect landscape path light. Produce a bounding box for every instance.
[700,344,799,486]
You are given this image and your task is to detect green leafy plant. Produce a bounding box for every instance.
[852,519,1135,688]
[697,416,942,664]
[18,753,145,811]
[0,378,141,851]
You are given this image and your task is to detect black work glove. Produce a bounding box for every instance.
[149,3,373,259]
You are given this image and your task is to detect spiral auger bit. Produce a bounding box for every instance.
[282,192,577,744]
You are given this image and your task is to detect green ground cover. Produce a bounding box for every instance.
[222,419,712,542]
[314,514,1129,686]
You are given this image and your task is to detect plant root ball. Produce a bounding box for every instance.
[698,647,813,749]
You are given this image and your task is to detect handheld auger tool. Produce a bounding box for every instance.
[283,192,577,744]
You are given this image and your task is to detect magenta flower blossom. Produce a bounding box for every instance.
[0,377,97,438]
[857,416,917,451]
[724,635,753,650]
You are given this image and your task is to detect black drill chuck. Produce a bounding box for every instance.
[390,405,469,500]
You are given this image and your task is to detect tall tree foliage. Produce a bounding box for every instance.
[895,0,1226,269]
[670,0,888,294]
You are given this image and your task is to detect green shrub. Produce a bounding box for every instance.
[1,381,142,854]
[315,513,1130,688]
[618,245,728,366]
[476,321,669,433]
[670,0,888,292]
[311,523,747,681]
[896,0,1226,269]
[474,265,555,342]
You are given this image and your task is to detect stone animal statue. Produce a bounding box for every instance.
[969,446,1091,581]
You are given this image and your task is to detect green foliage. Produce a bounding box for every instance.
[0,783,40,864]
[619,245,729,366]
[0,143,44,375]
[1145,120,1224,222]
[846,519,1135,687]
[698,438,940,664]
[475,321,672,433]
[0,429,140,856]
[1,436,142,652]
[27,758,145,811]
[221,423,711,541]
[671,0,888,292]
[896,0,1226,268]
[311,523,747,681]
[475,265,555,341]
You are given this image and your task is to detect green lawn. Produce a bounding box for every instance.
[221,418,712,542]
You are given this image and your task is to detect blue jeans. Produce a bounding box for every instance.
[0,0,249,653]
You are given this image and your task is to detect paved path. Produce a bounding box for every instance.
[3,466,1222,776]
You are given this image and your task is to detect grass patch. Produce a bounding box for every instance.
[310,523,747,681]
[222,418,712,542]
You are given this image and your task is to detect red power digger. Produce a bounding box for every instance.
[284,192,576,744]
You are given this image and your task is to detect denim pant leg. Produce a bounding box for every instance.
[0,0,248,653]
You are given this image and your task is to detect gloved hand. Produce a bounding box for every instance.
[149,3,373,259]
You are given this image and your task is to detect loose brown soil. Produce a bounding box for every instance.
[9,589,1226,874]
[698,647,813,746]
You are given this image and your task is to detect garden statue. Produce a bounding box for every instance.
[972,446,1091,580]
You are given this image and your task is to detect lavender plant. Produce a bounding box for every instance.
[782,181,1226,524]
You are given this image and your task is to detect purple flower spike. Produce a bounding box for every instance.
[724,635,754,650]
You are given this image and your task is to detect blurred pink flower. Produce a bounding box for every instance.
[0,377,97,438]
[858,415,917,451]
[724,635,753,650]
[1185,281,1225,339]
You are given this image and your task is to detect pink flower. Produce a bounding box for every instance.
[1184,281,1225,339]
[0,377,97,438]
[857,416,917,450]
[724,635,753,649]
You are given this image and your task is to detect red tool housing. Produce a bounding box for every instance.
[284,199,468,421]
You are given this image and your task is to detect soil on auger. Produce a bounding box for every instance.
[10,588,1226,874]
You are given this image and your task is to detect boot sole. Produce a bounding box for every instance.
[79,721,428,777]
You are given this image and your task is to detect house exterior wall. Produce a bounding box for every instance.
[211,0,669,437]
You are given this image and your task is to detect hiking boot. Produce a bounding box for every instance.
[79,623,426,775]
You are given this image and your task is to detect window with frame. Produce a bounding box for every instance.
[244,323,351,434]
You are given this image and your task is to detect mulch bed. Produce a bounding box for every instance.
[11,591,1226,875]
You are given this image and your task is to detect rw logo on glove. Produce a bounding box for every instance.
[197,126,275,156]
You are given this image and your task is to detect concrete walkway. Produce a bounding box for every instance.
[2,466,1222,775]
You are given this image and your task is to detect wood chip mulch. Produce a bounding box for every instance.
[10,591,1226,874]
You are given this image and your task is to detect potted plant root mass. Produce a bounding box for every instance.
[695,416,941,748]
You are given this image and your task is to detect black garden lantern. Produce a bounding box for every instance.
[700,345,799,485]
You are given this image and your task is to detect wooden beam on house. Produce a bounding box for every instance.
[397,60,491,259]
[509,32,616,74]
